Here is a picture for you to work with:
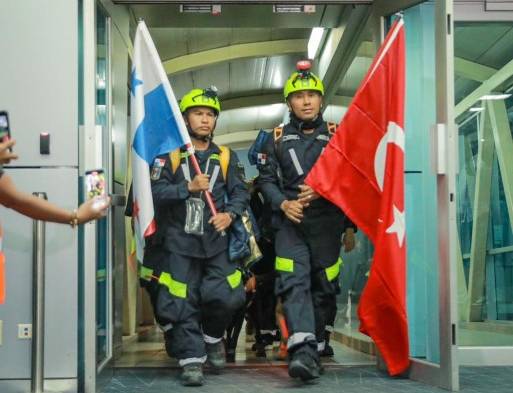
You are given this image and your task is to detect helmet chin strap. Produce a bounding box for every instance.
[187,125,213,142]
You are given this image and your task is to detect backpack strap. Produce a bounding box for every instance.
[170,146,230,180]
[219,145,230,181]
[273,126,283,143]
[169,148,181,174]
[327,122,337,136]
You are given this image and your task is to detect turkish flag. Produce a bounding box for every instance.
[305,19,408,375]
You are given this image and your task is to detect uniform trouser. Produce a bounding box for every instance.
[154,250,245,363]
[140,246,167,327]
[274,218,343,349]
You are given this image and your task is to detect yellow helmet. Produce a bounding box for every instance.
[179,86,221,114]
[283,60,324,99]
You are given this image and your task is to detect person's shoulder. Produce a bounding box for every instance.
[151,154,170,166]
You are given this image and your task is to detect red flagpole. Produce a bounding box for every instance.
[185,143,218,216]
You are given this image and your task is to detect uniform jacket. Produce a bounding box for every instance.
[151,142,249,258]
[258,114,356,232]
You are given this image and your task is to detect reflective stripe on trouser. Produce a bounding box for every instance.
[275,216,345,346]
[310,239,344,344]
[155,250,245,361]
[141,247,167,326]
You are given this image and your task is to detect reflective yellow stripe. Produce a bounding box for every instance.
[180,151,191,159]
[159,272,187,298]
[275,257,294,273]
[227,270,242,289]
[325,257,343,281]
[139,265,153,282]
[209,153,220,161]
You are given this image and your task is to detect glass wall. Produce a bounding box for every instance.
[96,5,111,367]
[455,21,513,346]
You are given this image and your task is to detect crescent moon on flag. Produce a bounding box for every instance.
[374,121,405,192]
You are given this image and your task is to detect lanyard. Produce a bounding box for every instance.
[183,155,220,192]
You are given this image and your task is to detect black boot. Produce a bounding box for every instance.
[206,341,226,370]
[226,348,236,363]
[181,363,204,386]
[288,342,320,381]
[319,333,334,357]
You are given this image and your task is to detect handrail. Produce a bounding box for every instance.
[31,192,47,393]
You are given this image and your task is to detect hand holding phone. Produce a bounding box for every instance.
[85,169,108,215]
[0,111,11,147]
[0,139,17,165]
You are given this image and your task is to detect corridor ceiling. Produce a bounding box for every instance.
[118,1,513,146]
[122,2,375,148]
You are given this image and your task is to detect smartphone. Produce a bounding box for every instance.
[85,169,106,200]
[0,111,11,148]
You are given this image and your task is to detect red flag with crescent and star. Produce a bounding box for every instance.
[305,18,408,375]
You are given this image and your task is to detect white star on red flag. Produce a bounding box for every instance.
[385,205,405,247]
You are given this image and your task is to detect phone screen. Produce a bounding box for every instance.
[0,111,10,143]
[85,169,106,200]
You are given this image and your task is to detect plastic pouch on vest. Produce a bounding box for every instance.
[184,197,205,235]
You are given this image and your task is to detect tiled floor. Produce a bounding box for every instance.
[114,326,375,368]
[101,365,513,393]
[102,326,513,393]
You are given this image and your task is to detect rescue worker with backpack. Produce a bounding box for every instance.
[149,87,247,386]
[258,61,356,381]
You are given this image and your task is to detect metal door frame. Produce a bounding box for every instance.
[79,0,458,391]
[370,0,459,390]
[81,0,115,391]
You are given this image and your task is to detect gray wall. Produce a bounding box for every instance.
[0,0,79,389]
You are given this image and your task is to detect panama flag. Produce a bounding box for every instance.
[305,18,408,375]
[131,21,191,260]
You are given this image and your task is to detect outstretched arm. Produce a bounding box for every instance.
[0,173,109,225]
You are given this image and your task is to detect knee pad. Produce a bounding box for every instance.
[311,269,338,297]
[154,281,191,325]
[274,256,310,296]
[202,269,245,313]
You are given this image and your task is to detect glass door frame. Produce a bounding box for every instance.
[80,0,458,391]
[454,3,513,368]
[96,1,114,377]
[371,0,459,390]
[80,0,114,391]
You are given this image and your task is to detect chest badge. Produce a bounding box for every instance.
[151,158,166,180]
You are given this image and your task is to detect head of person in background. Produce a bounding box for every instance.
[284,60,324,123]
[179,86,221,144]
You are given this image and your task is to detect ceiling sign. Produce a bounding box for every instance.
[180,4,221,14]
[273,4,316,13]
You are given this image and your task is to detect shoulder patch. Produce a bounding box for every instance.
[273,126,283,142]
[257,152,267,165]
[150,158,166,180]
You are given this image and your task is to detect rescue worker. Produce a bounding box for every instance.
[150,87,247,386]
[258,61,356,380]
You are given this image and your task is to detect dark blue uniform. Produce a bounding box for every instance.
[125,186,169,326]
[150,143,247,365]
[258,114,355,354]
